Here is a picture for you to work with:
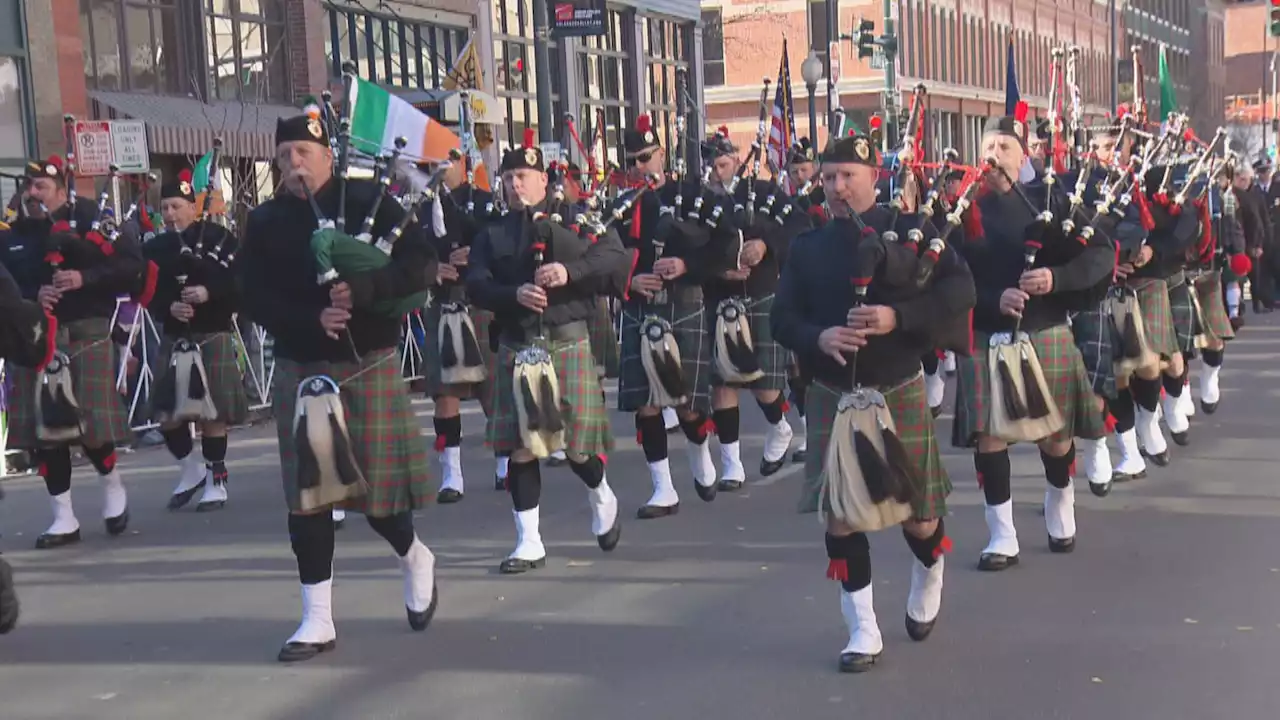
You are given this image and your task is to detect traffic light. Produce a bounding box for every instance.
[856,18,876,59]
[1271,0,1280,38]
[869,114,884,146]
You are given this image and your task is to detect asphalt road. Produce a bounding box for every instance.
[2,318,1280,720]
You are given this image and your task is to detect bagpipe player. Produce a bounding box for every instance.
[146,168,248,512]
[952,110,1115,572]
[6,156,142,549]
[420,150,501,502]
[238,112,440,662]
[702,128,812,490]
[771,131,974,672]
[467,132,631,574]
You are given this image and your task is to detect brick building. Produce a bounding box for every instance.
[701,0,1117,162]
[7,0,704,203]
[1122,0,1225,133]
[1223,0,1277,124]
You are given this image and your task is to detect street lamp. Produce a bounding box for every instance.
[801,51,824,145]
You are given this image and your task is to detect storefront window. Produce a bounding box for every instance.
[493,0,565,151]
[643,16,690,163]
[324,3,466,90]
[578,9,632,168]
[80,0,183,95]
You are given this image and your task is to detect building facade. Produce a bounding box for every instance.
[701,0,1116,162]
[0,0,34,199]
[15,0,702,202]
[1223,0,1275,127]
[1123,0,1225,134]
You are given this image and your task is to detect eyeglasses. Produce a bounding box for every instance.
[633,152,654,165]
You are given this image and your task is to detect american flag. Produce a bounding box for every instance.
[766,39,798,178]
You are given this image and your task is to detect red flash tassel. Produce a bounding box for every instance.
[825,558,849,582]
[433,435,447,452]
[597,454,608,466]
[933,535,953,560]
[781,400,790,413]
[1133,188,1155,231]
[1104,413,1118,434]
[101,452,117,472]
[700,417,716,439]
[976,470,985,489]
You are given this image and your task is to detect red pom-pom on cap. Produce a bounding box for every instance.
[46,155,63,170]
[716,125,729,136]
[636,114,652,133]
[178,169,193,183]
[522,128,535,149]
[1230,253,1253,277]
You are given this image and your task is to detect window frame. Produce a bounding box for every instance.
[642,14,691,167]
[80,0,187,96]
[324,1,467,92]
[0,0,33,172]
[492,0,566,151]
[702,7,725,88]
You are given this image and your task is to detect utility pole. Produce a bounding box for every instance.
[881,0,899,147]
[827,0,840,133]
[1109,0,1117,113]
[532,0,555,143]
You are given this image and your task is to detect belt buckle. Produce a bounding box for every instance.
[837,386,886,412]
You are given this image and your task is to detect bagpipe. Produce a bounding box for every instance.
[819,230,921,533]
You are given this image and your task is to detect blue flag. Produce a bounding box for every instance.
[1004,34,1019,117]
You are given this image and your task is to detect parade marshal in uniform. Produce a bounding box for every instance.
[468,134,630,574]
[239,112,439,662]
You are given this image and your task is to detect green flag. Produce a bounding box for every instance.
[1158,44,1177,122]
[192,149,215,192]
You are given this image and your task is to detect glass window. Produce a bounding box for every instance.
[0,56,29,163]
[205,0,288,103]
[325,4,466,91]
[82,0,182,94]
[574,9,633,168]
[644,16,691,167]
[703,8,724,87]
[492,0,564,150]
[807,1,828,79]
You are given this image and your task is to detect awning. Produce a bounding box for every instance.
[89,92,301,159]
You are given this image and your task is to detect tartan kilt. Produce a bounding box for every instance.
[952,324,1106,448]
[1128,278,1179,358]
[799,374,950,520]
[710,294,789,392]
[6,318,132,449]
[420,301,494,401]
[155,332,249,426]
[1069,302,1117,399]
[488,336,614,457]
[272,348,432,516]
[1167,277,1198,358]
[1194,271,1234,341]
[587,297,620,379]
[616,289,713,414]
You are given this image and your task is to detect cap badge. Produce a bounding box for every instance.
[854,138,871,161]
[524,148,539,166]
[307,118,323,139]
[178,181,192,196]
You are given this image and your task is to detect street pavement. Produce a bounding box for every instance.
[3,318,1280,720]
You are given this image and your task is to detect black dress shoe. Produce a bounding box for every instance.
[1170,431,1189,447]
[407,583,439,632]
[905,615,936,642]
[499,556,546,574]
[718,478,745,492]
[792,448,807,463]
[437,488,464,504]
[1146,450,1171,467]
[35,528,81,549]
[597,519,622,552]
[167,480,205,510]
[104,511,129,536]
[0,557,19,634]
[1112,468,1147,483]
[1201,400,1218,415]
[977,553,1018,572]
[930,405,943,419]
[636,503,679,519]
[838,650,880,673]
[760,457,785,476]
[1048,536,1076,553]
[694,481,718,502]
[1089,480,1112,498]
[277,639,336,662]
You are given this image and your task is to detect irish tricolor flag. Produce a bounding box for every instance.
[347,77,458,162]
